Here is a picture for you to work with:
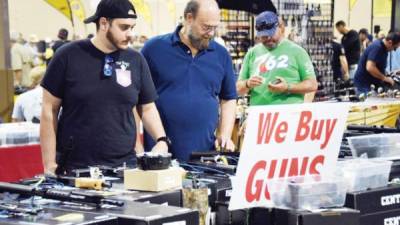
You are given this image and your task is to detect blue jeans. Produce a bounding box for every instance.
[349,64,358,80]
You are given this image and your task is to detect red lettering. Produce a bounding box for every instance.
[295,111,312,142]
[268,160,277,179]
[244,156,326,203]
[288,158,299,177]
[264,182,271,200]
[257,112,279,145]
[309,155,325,174]
[275,122,288,143]
[279,159,288,177]
[300,157,309,175]
[310,120,324,141]
[321,119,337,149]
[245,161,266,202]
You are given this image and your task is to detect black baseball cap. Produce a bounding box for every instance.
[84,0,137,24]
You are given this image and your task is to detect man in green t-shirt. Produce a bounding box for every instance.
[237,11,318,105]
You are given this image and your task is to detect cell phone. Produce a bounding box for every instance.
[270,79,282,85]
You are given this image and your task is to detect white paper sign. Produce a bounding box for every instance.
[229,103,350,210]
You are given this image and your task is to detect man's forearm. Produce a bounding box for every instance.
[288,78,318,94]
[236,80,250,96]
[218,99,236,138]
[304,92,315,103]
[40,107,58,173]
[138,103,166,141]
[367,65,386,80]
[340,56,349,74]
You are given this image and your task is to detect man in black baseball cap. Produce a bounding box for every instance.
[40,0,169,175]
[82,0,138,50]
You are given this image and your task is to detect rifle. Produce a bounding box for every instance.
[0,182,123,208]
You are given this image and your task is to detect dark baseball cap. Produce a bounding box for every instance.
[255,11,279,37]
[84,0,137,24]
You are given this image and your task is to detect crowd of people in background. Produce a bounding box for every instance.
[8,15,400,125]
[331,21,400,95]
[10,21,400,121]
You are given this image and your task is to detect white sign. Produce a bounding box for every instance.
[229,103,350,210]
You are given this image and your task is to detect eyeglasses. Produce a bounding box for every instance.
[255,21,278,32]
[201,24,218,33]
[103,55,114,77]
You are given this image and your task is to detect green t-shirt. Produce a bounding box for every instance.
[239,39,316,105]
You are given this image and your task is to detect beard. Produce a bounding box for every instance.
[263,40,278,50]
[188,28,211,51]
[106,30,129,50]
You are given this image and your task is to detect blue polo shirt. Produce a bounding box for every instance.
[354,40,388,91]
[141,26,237,161]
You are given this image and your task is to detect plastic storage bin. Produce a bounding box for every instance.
[269,175,347,210]
[337,159,393,192]
[0,122,40,147]
[347,133,400,158]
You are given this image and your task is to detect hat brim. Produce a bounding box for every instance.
[256,27,278,37]
[84,14,137,24]
[84,15,99,24]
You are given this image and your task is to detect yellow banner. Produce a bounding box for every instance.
[44,0,72,22]
[130,0,152,25]
[373,0,392,17]
[43,0,86,23]
[70,0,86,22]
[349,0,358,10]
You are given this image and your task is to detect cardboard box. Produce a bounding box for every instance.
[345,184,400,215]
[124,167,182,192]
[360,209,400,225]
[273,208,360,225]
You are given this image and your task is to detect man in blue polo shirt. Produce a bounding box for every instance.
[141,0,237,161]
[354,32,400,95]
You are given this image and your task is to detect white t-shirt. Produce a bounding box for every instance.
[12,86,43,122]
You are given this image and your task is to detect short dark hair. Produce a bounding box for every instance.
[183,0,200,19]
[359,28,369,35]
[386,32,400,45]
[335,20,346,27]
[58,28,68,40]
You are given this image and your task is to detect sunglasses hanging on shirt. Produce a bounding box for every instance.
[103,55,114,77]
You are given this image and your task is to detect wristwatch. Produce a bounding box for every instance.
[157,136,172,146]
